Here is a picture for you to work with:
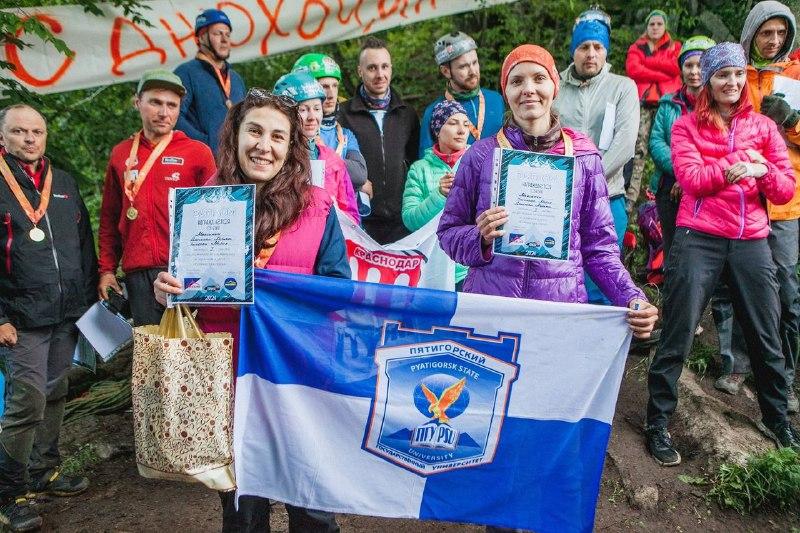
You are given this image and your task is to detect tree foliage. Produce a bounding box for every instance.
[2,0,798,229]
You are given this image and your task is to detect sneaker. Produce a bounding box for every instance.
[714,373,746,395]
[645,425,682,466]
[30,470,88,497]
[0,496,42,532]
[759,420,800,451]
[788,389,799,414]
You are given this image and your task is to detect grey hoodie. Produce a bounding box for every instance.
[740,0,797,63]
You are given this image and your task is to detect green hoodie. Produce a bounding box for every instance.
[401,148,467,283]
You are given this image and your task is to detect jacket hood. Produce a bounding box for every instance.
[741,1,797,63]
[659,91,679,104]
[634,31,674,50]
[564,128,601,157]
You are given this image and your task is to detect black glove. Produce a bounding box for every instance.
[761,94,800,129]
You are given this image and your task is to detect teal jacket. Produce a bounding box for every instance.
[402,148,468,283]
[648,91,690,192]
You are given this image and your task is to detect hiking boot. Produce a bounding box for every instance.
[759,420,800,451]
[30,470,88,497]
[788,389,799,414]
[714,373,746,395]
[645,425,681,466]
[0,496,42,532]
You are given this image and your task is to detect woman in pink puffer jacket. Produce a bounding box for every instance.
[645,43,799,467]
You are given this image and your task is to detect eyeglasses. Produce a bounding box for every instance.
[246,88,298,109]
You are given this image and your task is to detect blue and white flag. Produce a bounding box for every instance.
[235,270,632,533]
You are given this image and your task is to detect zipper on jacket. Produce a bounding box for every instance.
[736,185,746,239]
[726,117,747,239]
[32,185,63,294]
[522,257,530,295]
[693,198,703,217]
[3,212,12,275]
[727,117,737,153]
[42,208,63,300]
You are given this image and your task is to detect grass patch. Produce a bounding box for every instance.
[707,448,800,514]
[685,340,717,377]
[60,443,103,477]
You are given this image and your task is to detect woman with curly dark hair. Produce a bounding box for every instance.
[154,88,347,532]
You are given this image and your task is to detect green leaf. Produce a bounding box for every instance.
[678,474,708,486]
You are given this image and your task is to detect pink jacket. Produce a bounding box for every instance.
[317,143,360,223]
[671,109,795,240]
[196,186,332,364]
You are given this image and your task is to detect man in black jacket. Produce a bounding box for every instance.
[339,37,420,244]
[0,104,98,532]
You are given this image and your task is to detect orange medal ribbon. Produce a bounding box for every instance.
[197,52,233,108]
[0,155,52,240]
[254,232,281,269]
[124,130,173,219]
[445,88,485,140]
[317,123,346,157]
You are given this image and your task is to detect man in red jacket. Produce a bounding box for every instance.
[98,70,216,325]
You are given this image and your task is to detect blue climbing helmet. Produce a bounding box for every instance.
[273,71,326,103]
[195,9,231,35]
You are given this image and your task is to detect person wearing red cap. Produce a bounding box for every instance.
[438,45,657,360]
[174,8,246,154]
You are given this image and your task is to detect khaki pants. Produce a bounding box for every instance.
[627,106,657,206]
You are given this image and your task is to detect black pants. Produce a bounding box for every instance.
[647,228,788,427]
[0,321,76,499]
[654,180,679,263]
[218,492,339,532]
[362,217,409,245]
[125,268,166,326]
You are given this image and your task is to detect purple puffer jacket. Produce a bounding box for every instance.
[437,124,645,307]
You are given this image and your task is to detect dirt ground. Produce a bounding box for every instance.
[39,317,800,533]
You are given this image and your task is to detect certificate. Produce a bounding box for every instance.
[491,147,574,261]
[168,184,255,305]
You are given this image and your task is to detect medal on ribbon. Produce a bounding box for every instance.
[0,155,53,242]
[123,130,173,221]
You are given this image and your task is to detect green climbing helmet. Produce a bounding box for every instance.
[273,71,326,103]
[679,35,716,64]
[292,53,342,81]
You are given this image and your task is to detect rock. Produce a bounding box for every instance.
[674,371,772,465]
[93,442,118,461]
[631,485,659,511]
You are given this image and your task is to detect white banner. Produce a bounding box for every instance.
[337,209,455,291]
[3,0,513,95]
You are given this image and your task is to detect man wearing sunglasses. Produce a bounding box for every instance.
[174,8,247,154]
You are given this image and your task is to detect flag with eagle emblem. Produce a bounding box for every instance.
[234,270,632,533]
